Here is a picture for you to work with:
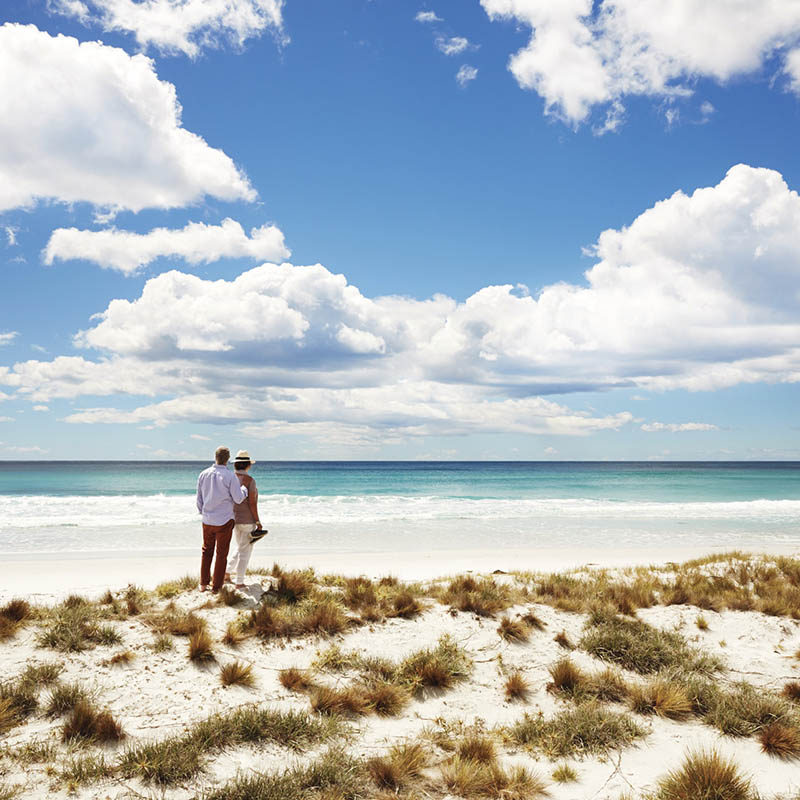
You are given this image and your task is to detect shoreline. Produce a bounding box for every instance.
[4,543,799,601]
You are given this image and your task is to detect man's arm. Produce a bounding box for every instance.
[196,475,204,515]
[228,472,248,504]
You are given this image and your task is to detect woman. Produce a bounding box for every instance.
[224,449,266,589]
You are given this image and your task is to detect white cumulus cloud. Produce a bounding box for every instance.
[0,333,17,346]
[3,165,800,443]
[641,422,719,432]
[0,24,255,215]
[49,0,286,58]
[44,219,290,275]
[436,35,470,55]
[481,0,800,125]
[415,10,442,23]
[456,64,479,87]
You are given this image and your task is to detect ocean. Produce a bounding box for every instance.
[1,461,799,558]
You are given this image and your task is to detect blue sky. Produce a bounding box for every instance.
[1,0,799,460]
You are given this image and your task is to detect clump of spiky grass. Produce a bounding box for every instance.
[0,663,60,732]
[588,667,630,703]
[104,649,135,667]
[310,685,371,716]
[457,734,496,763]
[312,643,356,672]
[36,597,113,652]
[220,660,255,688]
[758,722,800,759]
[628,679,693,720]
[59,753,113,785]
[703,681,794,737]
[389,589,425,619]
[440,575,519,617]
[696,614,709,631]
[554,630,575,650]
[123,584,148,615]
[396,634,472,695]
[364,682,410,717]
[19,662,63,689]
[440,755,549,799]
[521,610,545,630]
[246,596,349,639]
[552,763,578,783]
[202,747,366,800]
[188,628,215,663]
[548,657,587,697]
[144,605,206,637]
[155,574,198,599]
[653,749,753,800]
[222,619,247,647]
[368,742,428,790]
[272,566,316,604]
[509,704,646,757]
[580,610,722,675]
[0,599,31,641]
[280,667,314,693]
[217,585,243,606]
[150,633,173,652]
[120,706,344,786]
[505,670,530,702]
[45,681,92,717]
[782,681,800,702]
[62,700,124,743]
[498,616,531,643]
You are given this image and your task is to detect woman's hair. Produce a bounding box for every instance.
[234,460,251,471]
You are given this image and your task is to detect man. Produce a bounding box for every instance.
[196,446,248,593]
[224,449,267,590]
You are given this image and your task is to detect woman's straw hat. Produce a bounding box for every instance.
[232,449,255,464]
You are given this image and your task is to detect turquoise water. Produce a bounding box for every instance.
[0,461,798,556]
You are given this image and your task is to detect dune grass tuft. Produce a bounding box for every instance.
[59,753,114,785]
[457,734,496,763]
[628,679,693,720]
[62,699,124,743]
[782,681,800,703]
[703,681,794,737]
[368,742,428,790]
[363,682,410,717]
[45,681,92,717]
[498,616,531,643]
[120,706,344,786]
[509,703,646,757]
[396,634,472,695]
[548,657,586,697]
[552,763,578,783]
[104,649,135,666]
[188,628,215,662]
[505,670,531,702]
[758,722,800,759]
[155,574,198,599]
[144,605,206,637]
[310,685,371,716]
[217,585,244,606]
[440,575,519,617]
[580,610,722,675]
[0,599,31,641]
[554,630,575,650]
[440,754,549,799]
[279,667,314,693]
[150,633,173,652]
[696,614,709,631]
[220,660,255,688]
[653,749,753,800]
[36,597,119,652]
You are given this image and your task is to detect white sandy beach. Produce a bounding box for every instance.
[1,547,800,799]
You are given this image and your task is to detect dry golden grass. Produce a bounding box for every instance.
[62,700,124,743]
[520,610,545,630]
[548,657,586,697]
[247,596,350,639]
[758,722,800,759]
[696,614,709,631]
[220,660,255,688]
[389,590,424,620]
[457,734,496,763]
[187,628,215,663]
[222,619,247,647]
[498,616,531,643]
[628,679,693,720]
[367,742,428,791]
[653,749,753,800]
[782,681,800,702]
[272,566,316,604]
[440,755,548,799]
[439,575,519,617]
[551,763,578,783]
[309,685,370,716]
[217,586,244,606]
[144,605,206,637]
[588,667,630,703]
[104,650,135,667]
[554,630,574,650]
[280,667,314,693]
[505,671,530,702]
[0,599,31,641]
[363,682,410,717]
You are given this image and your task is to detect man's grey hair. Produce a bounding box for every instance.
[215,446,230,465]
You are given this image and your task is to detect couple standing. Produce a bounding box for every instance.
[196,446,267,593]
